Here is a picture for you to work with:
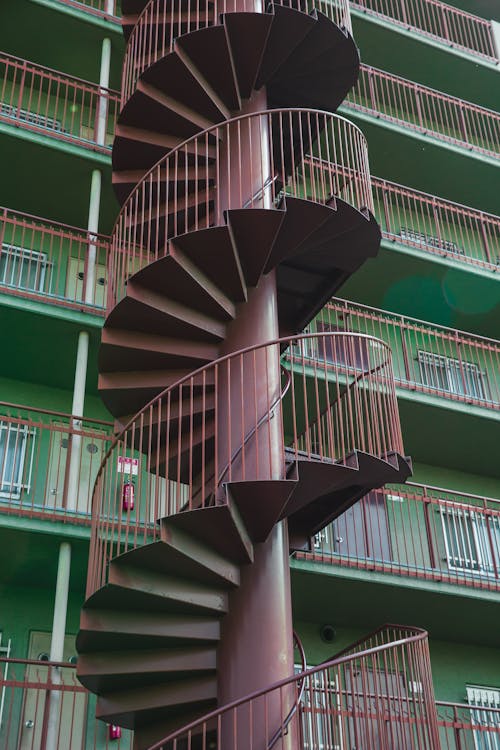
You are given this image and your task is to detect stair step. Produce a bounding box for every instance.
[120,390,216,434]
[282,10,340,72]
[265,196,333,271]
[176,225,248,303]
[126,280,226,341]
[256,5,316,88]
[282,452,359,518]
[79,646,217,694]
[162,503,254,565]
[227,479,298,543]
[77,610,221,653]
[143,50,230,124]
[223,13,273,98]
[176,26,240,112]
[96,675,217,729]
[113,538,240,589]
[227,208,285,287]
[105,563,229,615]
[100,328,219,374]
[175,42,232,121]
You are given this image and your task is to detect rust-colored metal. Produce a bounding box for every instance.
[145,625,441,750]
[76,0,416,744]
[346,64,500,158]
[308,299,500,411]
[351,0,497,62]
[298,480,500,593]
[0,52,119,152]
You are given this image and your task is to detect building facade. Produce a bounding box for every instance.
[0,0,499,748]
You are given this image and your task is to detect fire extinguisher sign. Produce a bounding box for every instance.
[117,456,139,475]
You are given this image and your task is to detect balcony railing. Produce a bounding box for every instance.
[372,175,500,272]
[307,299,500,411]
[351,0,497,62]
[55,0,120,20]
[0,402,113,524]
[0,52,119,152]
[122,0,352,105]
[299,481,500,593]
[437,701,500,749]
[0,657,132,749]
[345,64,500,159]
[0,206,110,313]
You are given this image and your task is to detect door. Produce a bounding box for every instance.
[333,490,392,563]
[18,632,85,750]
[46,423,106,515]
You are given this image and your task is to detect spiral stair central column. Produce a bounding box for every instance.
[216,90,295,747]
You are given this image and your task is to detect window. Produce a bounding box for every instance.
[0,102,63,133]
[0,422,35,498]
[466,686,500,750]
[417,351,488,401]
[0,244,52,294]
[440,507,500,576]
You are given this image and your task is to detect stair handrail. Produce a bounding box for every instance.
[122,0,352,103]
[145,625,440,750]
[87,332,403,594]
[93,331,396,484]
[110,107,373,311]
[266,630,308,750]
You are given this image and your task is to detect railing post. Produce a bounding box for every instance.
[423,496,437,571]
[458,104,468,143]
[16,60,28,119]
[483,505,499,581]
[381,185,392,235]
[479,218,493,265]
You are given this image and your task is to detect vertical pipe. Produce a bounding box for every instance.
[85,169,102,305]
[66,331,89,513]
[46,541,71,750]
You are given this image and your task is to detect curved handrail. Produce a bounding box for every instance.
[110,107,373,311]
[122,0,352,103]
[145,625,440,750]
[267,629,308,750]
[87,331,403,595]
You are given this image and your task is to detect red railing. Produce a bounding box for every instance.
[437,700,500,749]
[0,52,120,152]
[307,299,500,410]
[372,175,500,272]
[110,108,373,311]
[87,332,403,594]
[55,0,120,20]
[299,481,500,592]
[0,206,110,313]
[122,0,352,104]
[147,625,440,750]
[345,64,500,158]
[351,0,497,62]
[0,657,132,749]
[0,402,113,524]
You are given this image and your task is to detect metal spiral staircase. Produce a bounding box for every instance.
[77,0,415,748]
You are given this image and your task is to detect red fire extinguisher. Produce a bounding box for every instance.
[109,724,122,740]
[122,480,135,511]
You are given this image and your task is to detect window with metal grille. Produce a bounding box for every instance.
[466,686,500,750]
[440,507,500,575]
[400,226,463,255]
[296,668,342,750]
[0,244,52,293]
[0,422,36,498]
[417,351,488,401]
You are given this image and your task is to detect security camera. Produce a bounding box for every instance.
[320,624,336,643]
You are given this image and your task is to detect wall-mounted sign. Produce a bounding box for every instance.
[117,456,139,475]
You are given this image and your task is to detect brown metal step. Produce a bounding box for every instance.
[161,503,254,565]
[112,538,240,588]
[84,575,228,616]
[176,26,241,112]
[77,609,221,654]
[227,479,298,543]
[78,646,217,694]
[255,5,316,88]
[96,675,217,729]
[223,13,273,99]
[226,208,285,287]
